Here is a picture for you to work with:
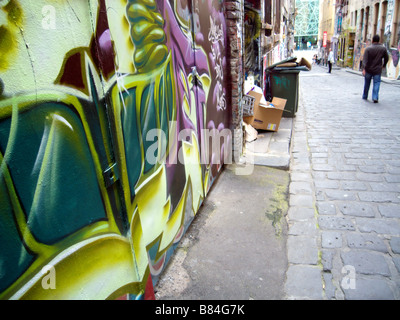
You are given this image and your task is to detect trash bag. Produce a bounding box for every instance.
[264,71,273,102]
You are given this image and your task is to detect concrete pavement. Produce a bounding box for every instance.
[243,117,293,170]
[155,164,290,300]
[155,63,400,300]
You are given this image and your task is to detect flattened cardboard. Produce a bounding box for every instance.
[244,122,258,142]
[298,57,312,70]
[243,90,286,132]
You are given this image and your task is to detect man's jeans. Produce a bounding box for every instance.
[363,72,381,101]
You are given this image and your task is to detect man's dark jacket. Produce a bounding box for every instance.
[362,43,389,75]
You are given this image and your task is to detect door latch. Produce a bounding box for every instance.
[103,163,119,188]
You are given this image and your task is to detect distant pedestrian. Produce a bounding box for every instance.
[362,34,389,103]
[312,54,317,65]
[328,49,334,73]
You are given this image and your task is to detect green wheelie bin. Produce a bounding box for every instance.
[265,57,310,118]
[267,68,300,118]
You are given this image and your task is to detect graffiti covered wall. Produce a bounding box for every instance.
[244,2,261,86]
[351,0,400,79]
[0,0,230,299]
[386,46,400,79]
[384,0,400,79]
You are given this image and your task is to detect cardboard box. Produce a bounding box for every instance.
[298,57,312,70]
[243,90,286,132]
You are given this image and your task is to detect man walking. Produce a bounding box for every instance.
[362,34,389,103]
[328,49,334,73]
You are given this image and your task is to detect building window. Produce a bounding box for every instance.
[373,3,379,36]
[391,0,400,47]
[360,8,364,41]
[364,6,370,41]
[265,0,271,25]
[265,0,272,37]
[355,10,358,27]
[275,0,281,35]
[380,1,388,41]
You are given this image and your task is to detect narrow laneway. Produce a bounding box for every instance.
[285,62,400,299]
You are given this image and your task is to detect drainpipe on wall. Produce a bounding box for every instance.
[224,0,244,160]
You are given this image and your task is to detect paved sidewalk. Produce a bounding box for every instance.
[344,68,400,87]
[284,95,324,299]
[155,164,290,300]
[285,65,400,299]
[243,117,293,170]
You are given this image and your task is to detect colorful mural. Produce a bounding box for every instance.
[384,38,400,79]
[384,0,400,79]
[351,0,400,79]
[244,3,261,85]
[387,45,400,79]
[0,0,230,299]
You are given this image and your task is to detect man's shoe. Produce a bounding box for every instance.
[373,100,378,103]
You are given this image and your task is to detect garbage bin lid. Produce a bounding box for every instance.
[271,66,310,72]
[265,57,297,70]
